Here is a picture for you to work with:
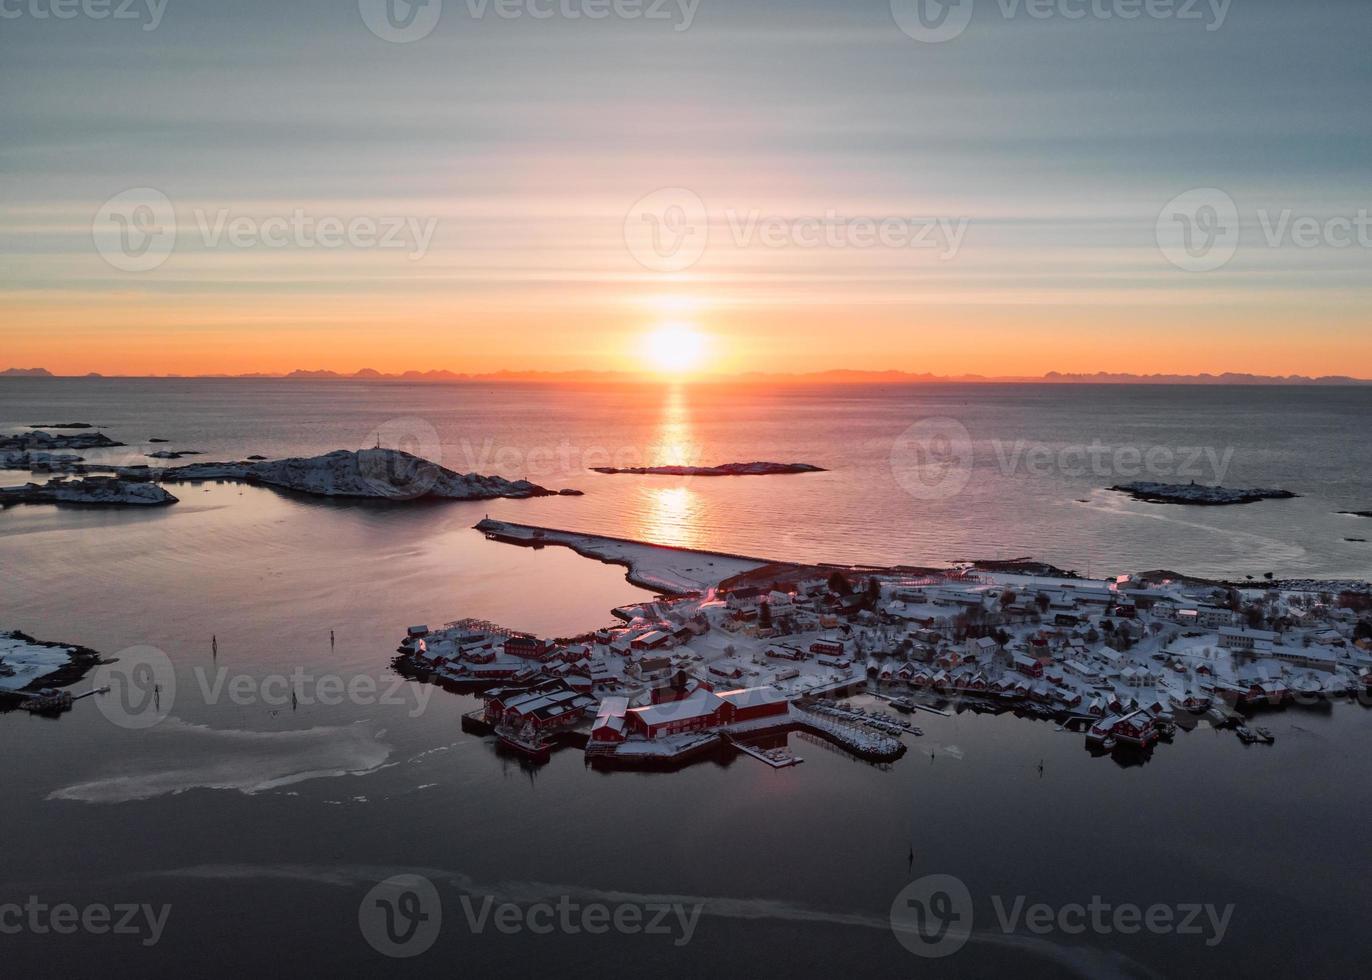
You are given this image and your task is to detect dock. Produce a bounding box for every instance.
[726,734,803,768]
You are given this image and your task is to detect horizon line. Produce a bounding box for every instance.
[3,367,1372,386]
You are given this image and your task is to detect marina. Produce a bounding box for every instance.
[395,520,1372,773]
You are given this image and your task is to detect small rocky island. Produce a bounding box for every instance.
[0,629,102,708]
[1,429,123,452]
[1,476,178,507]
[591,461,826,477]
[1,450,86,472]
[152,448,578,501]
[1110,481,1299,506]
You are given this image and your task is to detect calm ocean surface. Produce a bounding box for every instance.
[2,378,1370,977]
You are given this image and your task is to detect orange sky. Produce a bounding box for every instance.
[5,6,1372,381]
[5,285,1369,378]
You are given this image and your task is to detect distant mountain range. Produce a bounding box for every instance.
[4,366,1370,385]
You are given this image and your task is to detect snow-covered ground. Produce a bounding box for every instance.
[406,532,1372,765]
[0,477,177,506]
[0,631,79,693]
[476,518,769,594]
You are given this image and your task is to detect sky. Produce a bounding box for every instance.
[1,0,1370,378]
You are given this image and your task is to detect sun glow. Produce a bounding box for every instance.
[640,324,708,375]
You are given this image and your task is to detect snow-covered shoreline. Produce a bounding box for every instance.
[1,477,178,507]
[0,630,101,699]
[475,518,775,594]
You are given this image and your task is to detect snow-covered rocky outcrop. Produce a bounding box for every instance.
[0,451,85,471]
[0,429,123,451]
[1109,481,1298,506]
[159,448,574,501]
[1,477,178,507]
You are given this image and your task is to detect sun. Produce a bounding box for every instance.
[640,323,708,375]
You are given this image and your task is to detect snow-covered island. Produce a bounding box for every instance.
[0,630,102,709]
[1110,481,1299,505]
[396,521,1372,770]
[151,448,579,501]
[0,429,123,452]
[1,476,178,507]
[591,462,826,477]
[1,451,86,472]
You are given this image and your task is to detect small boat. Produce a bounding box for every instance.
[1253,727,1276,744]
[1235,725,1261,744]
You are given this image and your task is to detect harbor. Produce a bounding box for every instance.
[393,520,1372,772]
